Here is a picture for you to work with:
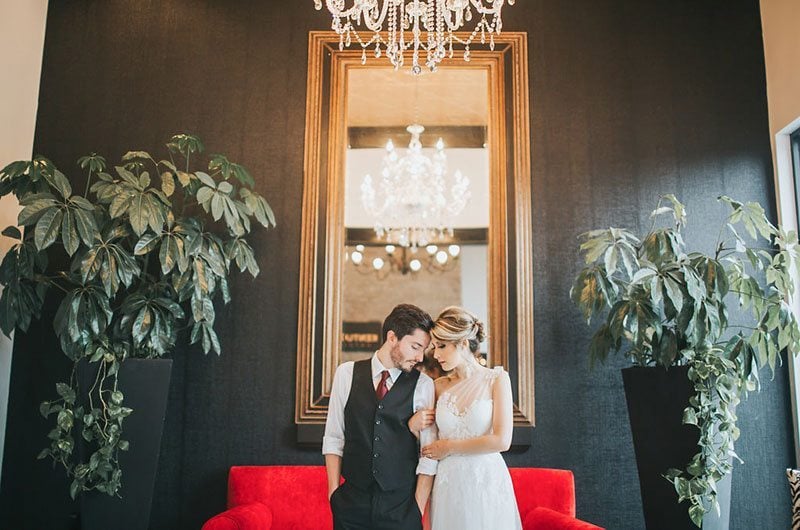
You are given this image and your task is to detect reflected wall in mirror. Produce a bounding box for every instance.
[297,31,533,443]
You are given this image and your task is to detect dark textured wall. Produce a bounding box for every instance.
[0,1,792,529]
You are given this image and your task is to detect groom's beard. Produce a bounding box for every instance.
[390,343,416,373]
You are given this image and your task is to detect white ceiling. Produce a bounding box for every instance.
[347,67,489,127]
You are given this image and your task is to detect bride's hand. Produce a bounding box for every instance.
[409,408,435,435]
[421,440,451,460]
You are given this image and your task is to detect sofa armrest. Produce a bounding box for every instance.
[201,502,273,530]
[523,506,604,530]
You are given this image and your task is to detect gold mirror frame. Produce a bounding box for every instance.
[296,31,533,443]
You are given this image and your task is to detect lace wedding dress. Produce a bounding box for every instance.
[430,366,523,530]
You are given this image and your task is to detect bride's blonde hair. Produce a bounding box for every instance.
[431,306,486,358]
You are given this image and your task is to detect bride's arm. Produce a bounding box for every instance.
[421,371,513,458]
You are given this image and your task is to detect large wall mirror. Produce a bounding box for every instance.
[296,31,533,444]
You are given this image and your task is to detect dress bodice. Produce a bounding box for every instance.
[429,366,522,529]
[435,366,502,440]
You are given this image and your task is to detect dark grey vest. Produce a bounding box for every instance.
[341,359,421,491]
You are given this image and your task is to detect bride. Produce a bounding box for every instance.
[410,306,522,530]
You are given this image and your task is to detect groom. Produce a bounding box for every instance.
[323,303,437,530]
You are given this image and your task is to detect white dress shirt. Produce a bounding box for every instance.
[322,353,438,476]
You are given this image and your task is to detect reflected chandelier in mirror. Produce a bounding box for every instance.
[361,123,471,249]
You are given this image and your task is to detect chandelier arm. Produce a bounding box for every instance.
[360,0,392,33]
[322,1,390,33]
[468,0,505,16]
[442,9,460,32]
[324,0,360,19]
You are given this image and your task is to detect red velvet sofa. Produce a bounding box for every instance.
[202,465,603,530]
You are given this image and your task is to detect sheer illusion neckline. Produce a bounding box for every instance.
[436,366,501,416]
[438,393,493,417]
[438,365,496,390]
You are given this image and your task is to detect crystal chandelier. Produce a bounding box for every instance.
[313,0,516,74]
[361,124,470,249]
[348,243,461,278]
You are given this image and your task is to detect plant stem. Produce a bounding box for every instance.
[714,214,735,260]
[87,357,104,417]
[36,276,70,294]
[728,289,776,303]
[84,167,93,198]
[723,325,760,332]
[98,361,110,441]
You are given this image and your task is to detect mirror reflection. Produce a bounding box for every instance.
[341,67,491,366]
[296,32,533,440]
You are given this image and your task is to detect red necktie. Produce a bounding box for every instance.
[376,370,390,400]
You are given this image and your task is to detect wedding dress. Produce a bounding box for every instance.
[430,366,523,530]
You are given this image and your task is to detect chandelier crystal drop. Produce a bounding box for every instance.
[360,124,470,249]
[313,0,515,74]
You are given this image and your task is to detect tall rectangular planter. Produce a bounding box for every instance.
[77,358,172,530]
[622,365,731,530]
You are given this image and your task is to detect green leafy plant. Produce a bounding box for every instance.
[570,195,800,526]
[0,134,275,499]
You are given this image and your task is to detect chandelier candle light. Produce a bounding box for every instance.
[349,243,462,278]
[361,124,470,248]
[313,0,515,74]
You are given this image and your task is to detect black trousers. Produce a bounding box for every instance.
[330,481,422,530]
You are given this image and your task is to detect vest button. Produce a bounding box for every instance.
[374,435,380,442]
[373,469,379,474]
[374,453,379,458]
[375,419,381,425]
[378,404,384,409]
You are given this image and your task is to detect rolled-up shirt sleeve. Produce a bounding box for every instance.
[414,373,438,476]
[322,362,353,457]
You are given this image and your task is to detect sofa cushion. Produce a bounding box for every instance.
[509,468,577,520]
[228,466,332,530]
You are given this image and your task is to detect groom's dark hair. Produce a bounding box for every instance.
[382,304,434,343]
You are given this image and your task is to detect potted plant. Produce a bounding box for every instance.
[0,134,275,528]
[570,195,800,528]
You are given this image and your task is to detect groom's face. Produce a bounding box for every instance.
[389,329,431,372]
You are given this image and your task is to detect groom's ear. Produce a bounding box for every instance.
[386,329,397,345]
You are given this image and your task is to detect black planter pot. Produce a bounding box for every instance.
[76,358,172,530]
[622,365,731,530]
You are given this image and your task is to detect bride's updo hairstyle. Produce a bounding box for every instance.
[431,306,486,358]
